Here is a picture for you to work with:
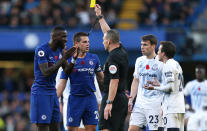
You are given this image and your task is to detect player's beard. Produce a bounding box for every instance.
[58,42,65,49]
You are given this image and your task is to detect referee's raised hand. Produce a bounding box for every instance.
[94,4,102,16]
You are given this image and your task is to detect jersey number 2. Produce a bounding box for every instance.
[178,73,184,92]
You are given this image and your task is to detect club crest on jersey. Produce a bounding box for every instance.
[109,65,117,74]
[152,64,158,70]
[89,60,94,65]
[41,115,47,120]
[38,50,45,57]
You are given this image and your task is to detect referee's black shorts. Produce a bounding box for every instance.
[99,92,128,131]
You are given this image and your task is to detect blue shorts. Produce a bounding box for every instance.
[30,93,61,124]
[67,93,98,127]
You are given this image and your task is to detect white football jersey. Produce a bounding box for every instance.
[184,79,207,111]
[56,67,70,101]
[133,56,163,109]
[162,59,185,114]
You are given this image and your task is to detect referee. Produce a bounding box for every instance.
[94,4,129,131]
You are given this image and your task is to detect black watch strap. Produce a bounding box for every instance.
[106,100,113,104]
[97,15,104,20]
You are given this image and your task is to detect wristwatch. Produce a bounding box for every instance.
[106,100,113,104]
[97,15,104,20]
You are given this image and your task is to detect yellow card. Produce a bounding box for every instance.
[90,0,96,8]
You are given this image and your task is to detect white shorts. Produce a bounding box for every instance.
[200,113,207,131]
[165,113,184,131]
[129,107,162,130]
[187,112,200,131]
[63,98,68,130]
[187,110,207,131]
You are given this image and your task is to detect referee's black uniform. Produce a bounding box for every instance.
[99,44,129,131]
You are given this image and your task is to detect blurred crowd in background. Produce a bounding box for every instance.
[0,0,200,28]
[0,0,122,28]
[0,68,35,131]
[138,0,195,26]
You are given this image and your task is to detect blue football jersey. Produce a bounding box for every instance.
[60,53,102,95]
[32,43,62,95]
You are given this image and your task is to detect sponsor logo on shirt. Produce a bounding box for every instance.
[96,66,102,72]
[139,73,157,77]
[77,68,94,74]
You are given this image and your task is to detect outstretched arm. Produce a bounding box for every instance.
[94,4,110,34]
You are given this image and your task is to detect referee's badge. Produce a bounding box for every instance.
[38,50,45,57]
[109,65,117,74]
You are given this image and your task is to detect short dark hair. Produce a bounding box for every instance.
[73,32,89,43]
[105,29,120,44]
[51,26,66,34]
[196,64,206,70]
[160,41,176,59]
[141,35,157,46]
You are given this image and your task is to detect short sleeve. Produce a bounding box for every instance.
[163,66,175,84]
[108,58,119,79]
[184,82,191,96]
[60,70,68,80]
[133,58,140,79]
[94,55,102,72]
[35,47,48,64]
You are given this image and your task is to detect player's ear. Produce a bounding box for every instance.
[74,41,78,46]
[52,33,58,41]
[107,39,111,45]
[152,44,156,49]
